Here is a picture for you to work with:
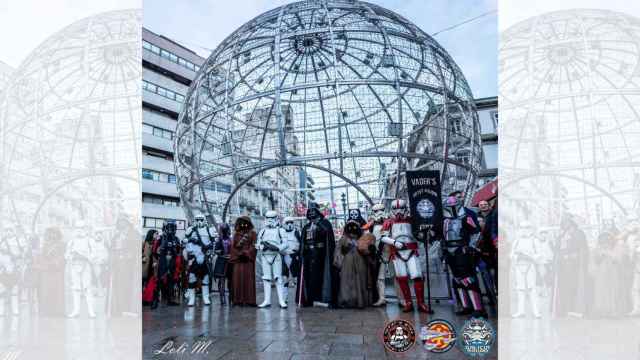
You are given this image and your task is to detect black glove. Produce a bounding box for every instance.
[262,242,280,252]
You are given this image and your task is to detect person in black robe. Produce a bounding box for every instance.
[552,216,589,317]
[297,203,338,307]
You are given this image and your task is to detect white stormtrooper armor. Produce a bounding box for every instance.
[256,211,289,308]
[65,223,97,318]
[629,231,640,316]
[281,217,300,302]
[183,214,216,306]
[511,222,541,318]
[0,227,27,316]
[369,203,398,306]
[381,201,422,279]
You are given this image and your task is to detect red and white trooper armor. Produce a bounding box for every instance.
[381,199,430,313]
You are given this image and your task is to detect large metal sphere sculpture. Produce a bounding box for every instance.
[176,0,481,221]
[0,10,141,233]
[500,9,640,227]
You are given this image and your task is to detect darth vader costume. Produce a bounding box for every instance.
[297,204,338,307]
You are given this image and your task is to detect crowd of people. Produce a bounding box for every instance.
[0,214,140,319]
[142,192,499,318]
[506,213,640,319]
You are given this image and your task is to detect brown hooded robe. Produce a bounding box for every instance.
[229,216,257,306]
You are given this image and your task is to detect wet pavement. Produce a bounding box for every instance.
[142,286,497,359]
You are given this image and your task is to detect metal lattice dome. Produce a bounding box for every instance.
[0,10,141,232]
[500,9,640,226]
[175,0,481,221]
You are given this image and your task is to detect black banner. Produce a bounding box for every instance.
[406,170,443,236]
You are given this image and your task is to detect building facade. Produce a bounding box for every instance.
[476,96,498,187]
[142,28,309,235]
[141,28,205,236]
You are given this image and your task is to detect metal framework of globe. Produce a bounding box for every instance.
[500,9,640,227]
[175,0,481,222]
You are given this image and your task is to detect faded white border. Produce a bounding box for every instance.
[0,6,141,360]
[500,3,640,359]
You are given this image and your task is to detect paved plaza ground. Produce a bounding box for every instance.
[142,286,498,360]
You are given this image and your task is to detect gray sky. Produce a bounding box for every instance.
[0,0,138,68]
[144,0,498,98]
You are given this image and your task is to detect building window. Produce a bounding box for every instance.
[143,123,174,140]
[143,194,179,207]
[143,40,201,72]
[482,143,498,169]
[202,181,232,193]
[478,109,498,134]
[143,80,186,104]
[142,168,177,183]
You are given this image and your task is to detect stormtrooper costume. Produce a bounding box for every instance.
[381,200,430,313]
[183,214,216,306]
[65,223,97,318]
[442,195,485,317]
[256,211,289,308]
[511,222,541,318]
[367,203,399,307]
[282,217,301,303]
[0,227,27,316]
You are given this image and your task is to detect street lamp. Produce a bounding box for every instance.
[340,193,347,220]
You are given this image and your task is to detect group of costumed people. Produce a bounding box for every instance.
[141,213,301,308]
[142,195,490,317]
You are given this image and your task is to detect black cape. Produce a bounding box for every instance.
[297,217,339,307]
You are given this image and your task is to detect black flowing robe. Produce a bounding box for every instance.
[297,217,338,307]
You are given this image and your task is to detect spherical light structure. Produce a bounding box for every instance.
[0,10,141,233]
[176,0,481,221]
[500,9,640,227]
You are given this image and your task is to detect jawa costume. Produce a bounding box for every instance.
[229,216,257,306]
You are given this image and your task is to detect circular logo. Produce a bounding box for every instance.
[416,199,435,219]
[420,319,456,353]
[458,317,495,357]
[382,319,416,353]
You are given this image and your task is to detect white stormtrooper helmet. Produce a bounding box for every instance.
[194,213,206,228]
[371,203,386,222]
[265,210,279,228]
[391,199,408,218]
[283,217,295,231]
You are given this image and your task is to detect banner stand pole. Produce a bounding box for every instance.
[423,229,434,314]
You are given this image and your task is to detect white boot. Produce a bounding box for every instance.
[68,290,82,318]
[86,290,96,318]
[186,289,196,307]
[202,285,211,306]
[276,280,287,308]
[258,281,271,308]
[373,279,386,306]
[512,290,526,318]
[530,288,541,318]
